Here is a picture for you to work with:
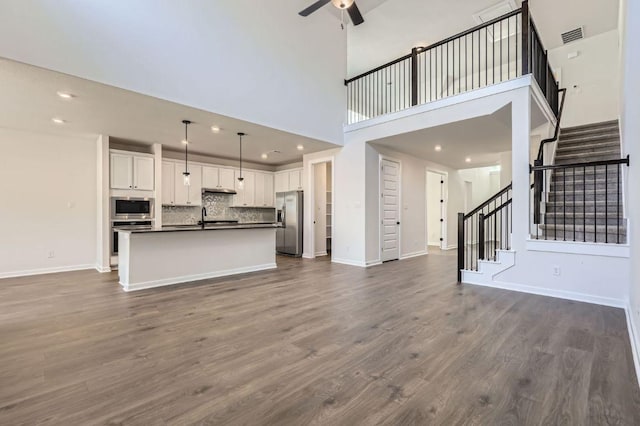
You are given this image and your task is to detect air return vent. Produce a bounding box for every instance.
[561,27,584,44]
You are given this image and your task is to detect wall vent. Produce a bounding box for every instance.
[561,27,584,45]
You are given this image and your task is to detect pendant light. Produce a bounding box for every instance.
[182,120,191,186]
[237,132,245,189]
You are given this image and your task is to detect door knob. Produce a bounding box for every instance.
[397,221,400,225]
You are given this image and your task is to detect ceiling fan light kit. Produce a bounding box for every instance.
[298,0,364,27]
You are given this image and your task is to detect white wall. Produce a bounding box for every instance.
[426,171,443,245]
[620,0,640,366]
[0,1,347,144]
[548,30,621,127]
[0,128,97,277]
[458,166,502,207]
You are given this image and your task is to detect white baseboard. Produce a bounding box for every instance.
[400,250,428,260]
[315,251,328,257]
[95,265,112,273]
[0,264,96,279]
[331,258,367,268]
[444,245,458,251]
[463,279,626,309]
[121,263,277,292]
[302,253,314,259]
[625,304,640,388]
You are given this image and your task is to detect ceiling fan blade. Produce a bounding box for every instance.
[299,0,331,16]
[347,2,365,26]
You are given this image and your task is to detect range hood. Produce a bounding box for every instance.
[202,187,237,195]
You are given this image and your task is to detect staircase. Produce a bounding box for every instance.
[541,120,627,243]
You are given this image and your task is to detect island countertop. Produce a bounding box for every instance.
[116,223,281,234]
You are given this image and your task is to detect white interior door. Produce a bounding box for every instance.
[381,159,400,262]
[313,163,327,256]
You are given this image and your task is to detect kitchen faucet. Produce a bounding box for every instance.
[201,207,207,229]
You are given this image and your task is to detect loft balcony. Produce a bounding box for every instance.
[345,1,558,125]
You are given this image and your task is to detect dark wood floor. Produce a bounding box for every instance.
[1,251,639,425]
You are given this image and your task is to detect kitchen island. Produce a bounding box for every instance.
[117,224,279,291]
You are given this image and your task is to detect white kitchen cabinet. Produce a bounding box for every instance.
[202,166,219,189]
[254,172,274,207]
[289,169,303,191]
[263,173,274,207]
[203,166,235,190]
[133,156,154,190]
[110,153,133,189]
[171,163,202,206]
[274,172,289,193]
[234,170,255,206]
[254,172,265,207]
[274,169,303,194]
[219,168,235,189]
[162,161,176,205]
[110,151,154,190]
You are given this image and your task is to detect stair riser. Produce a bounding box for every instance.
[561,120,619,133]
[555,156,622,165]
[544,216,624,226]
[560,126,619,137]
[548,193,621,202]
[558,134,619,143]
[550,182,619,191]
[535,231,627,244]
[545,205,622,214]
[556,145,620,155]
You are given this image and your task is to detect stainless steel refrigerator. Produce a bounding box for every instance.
[276,190,303,256]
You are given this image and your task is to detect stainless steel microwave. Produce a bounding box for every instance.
[111,197,154,220]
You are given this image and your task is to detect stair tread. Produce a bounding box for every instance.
[561,120,619,133]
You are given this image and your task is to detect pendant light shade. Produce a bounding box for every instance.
[182,120,191,186]
[237,132,245,189]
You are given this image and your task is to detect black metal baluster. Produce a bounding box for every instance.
[605,164,608,243]
[573,167,576,241]
[493,23,496,84]
[583,166,586,242]
[508,17,511,79]
[563,168,566,241]
[593,165,597,242]
[485,27,488,87]
[618,164,621,243]
[465,34,468,92]
[446,42,449,97]
[500,19,503,82]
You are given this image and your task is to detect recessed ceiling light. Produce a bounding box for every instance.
[261,153,268,159]
[181,139,189,145]
[434,145,442,152]
[51,118,66,124]
[56,91,74,99]
[297,144,304,151]
[211,126,220,133]
[465,157,472,163]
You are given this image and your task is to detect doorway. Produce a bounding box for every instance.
[380,157,401,262]
[312,161,333,257]
[426,170,447,249]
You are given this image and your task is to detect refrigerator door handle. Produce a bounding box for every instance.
[281,205,286,228]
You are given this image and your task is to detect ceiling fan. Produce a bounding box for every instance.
[299,0,365,27]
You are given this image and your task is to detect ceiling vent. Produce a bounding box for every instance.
[561,27,584,45]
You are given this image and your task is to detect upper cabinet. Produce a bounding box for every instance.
[274,168,303,193]
[162,160,202,206]
[202,166,236,190]
[255,172,274,207]
[233,171,255,207]
[110,151,154,190]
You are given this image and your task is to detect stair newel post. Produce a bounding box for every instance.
[478,213,485,260]
[457,213,465,283]
[533,159,542,225]
[410,47,419,107]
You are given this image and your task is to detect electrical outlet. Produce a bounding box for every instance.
[48,251,55,258]
[553,265,560,276]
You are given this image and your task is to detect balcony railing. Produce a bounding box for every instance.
[345,1,558,124]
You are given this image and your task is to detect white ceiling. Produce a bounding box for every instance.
[348,0,619,77]
[370,105,512,169]
[0,58,339,166]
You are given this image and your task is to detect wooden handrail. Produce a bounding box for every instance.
[464,183,512,219]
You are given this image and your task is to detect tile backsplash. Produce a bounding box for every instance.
[162,193,275,225]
